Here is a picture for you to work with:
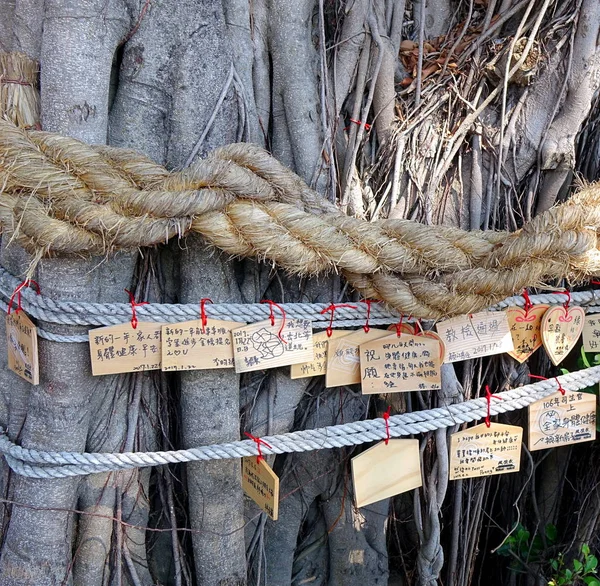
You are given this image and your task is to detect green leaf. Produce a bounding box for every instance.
[565,569,573,580]
[582,544,591,557]
[574,559,583,572]
[585,556,598,573]
[546,524,558,543]
[551,559,559,571]
[583,577,600,586]
[581,346,592,368]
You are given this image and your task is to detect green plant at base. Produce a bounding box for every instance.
[496,523,557,572]
[549,544,599,586]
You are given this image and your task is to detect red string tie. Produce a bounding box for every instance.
[484,385,503,428]
[394,314,404,337]
[200,298,212,333]
[125,289,148,329]
[261,300,288,343]
[7,280,41,315]
[529,374,566,395]
[383,406,391,445]
[349,118,371,131]
[519,289,535,322]
[245,432,272,463]
[414,319,424,335]
[552,290,572,321]
[362,300,373,333]
[320,303,357,337]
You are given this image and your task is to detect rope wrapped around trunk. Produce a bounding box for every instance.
[0,119,599,318]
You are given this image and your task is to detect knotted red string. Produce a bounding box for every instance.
[522,288,533,318]
[529,374,566,395]
[261,300,287,343]
[7,280,41,315]
[362,300,373,333]
[245,432,272,463]
[383,406,391,445]
[200,298,212,333]
[320,303,357,337]
[394,314,404,337]
[124,289,148,329]
[484,385,503,428]
[552,290,571,321]
[349,118,371,131]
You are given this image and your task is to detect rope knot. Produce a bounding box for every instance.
[320,303,357,337]
[125,289,148,329]
[484,385,503,428]
[244,432,272,463]
[261,300,287,343]
[8,279,40,315]
[200,298,212,333]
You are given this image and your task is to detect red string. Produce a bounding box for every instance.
[522,288,533,317]
[200,298,212,333]
[529,374,566,395]
[394,315,404,337]
[245,432,272,463]
[383,406,391,445]
[261,300,288,343]
[484,385,503,428]
[349,118,372,131]
[414,319,424,335]
[124,289,148,329]
[320,303,357,337]
[362,300,373,333]
[552,290,571,320]
[7,280,41,315]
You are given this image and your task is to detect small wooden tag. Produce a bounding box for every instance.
[359,334,442,394]
[242,457,279,520]
[449,422,523,481]
[6,311,39,385]
[506,304,549,363]
[436,310,513,363]
[351,439,422,508]
[161,318,244,371]
[528,391,596,451]
[290,330,347,379]
[89,322,163,375]
[325,329,390,388]
[232,318,313,373]
[540,305,584,366]
[386,323,416,336]
[582,315,600,353]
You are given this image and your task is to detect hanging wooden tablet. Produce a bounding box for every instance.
[351,439,421,508]
[449,423,523,480]
[506,304,549,363]
[359,334,442,394]
[161,318,244,371]
[89,322,164,375]
[540,305,584,366]
[290,330,347,379]
[582,314,600,353]
[232,318,313,373]
[435,310,513,363]
[325,328,390,388]
[6,311,39,384]
[242,457,279,520]
[528,391,596,451]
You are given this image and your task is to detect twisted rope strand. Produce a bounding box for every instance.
[1,366,598,478]
[2,120,600,317]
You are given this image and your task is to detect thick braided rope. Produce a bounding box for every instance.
[1,366,598,478]
[2,120,600,318]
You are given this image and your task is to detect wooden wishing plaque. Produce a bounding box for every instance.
[161,318,244,371]
[436,310,513,363]
[582,314,600,353]
[506,304,549,363]
[6,311,39,385]
[232,318,313,373]
[290,330,346,379]
[528,391,596,451]
[89,321,163,375]
[449,423,523,481]
[359,334,442,394]
[242,457,279,520]
[540,305,584,366]
[351,439,421,508]
[325,328,390,388]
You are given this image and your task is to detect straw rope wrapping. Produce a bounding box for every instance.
[1,119,600,318]
[1,366,599,479]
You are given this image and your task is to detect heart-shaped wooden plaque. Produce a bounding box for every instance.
[540,305,585,366]
[506,304,549,363]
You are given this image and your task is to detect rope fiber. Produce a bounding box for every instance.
[1,366,598,478]
[2,120,600,318]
